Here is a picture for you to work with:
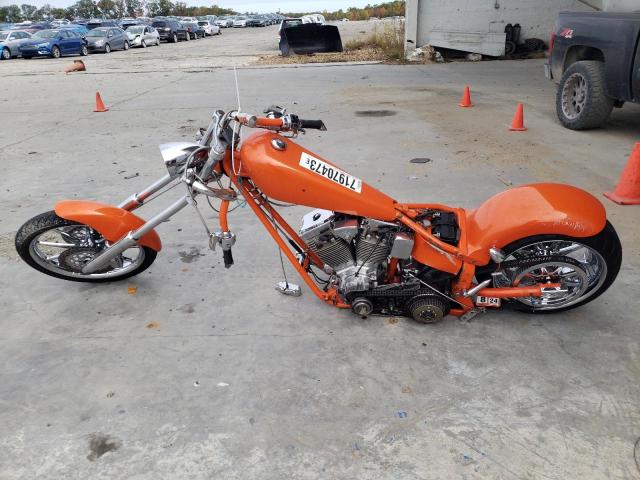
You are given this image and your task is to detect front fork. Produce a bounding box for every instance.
[81,168,239,274]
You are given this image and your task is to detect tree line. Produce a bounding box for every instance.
[284,1,405,21]
[0,1,236,22]
[0,0,405,23]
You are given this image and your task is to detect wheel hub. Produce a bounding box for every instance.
[562,73,588,120]
[493,240,607,310]
[58,247,105,272]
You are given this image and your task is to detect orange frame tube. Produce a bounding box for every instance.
[227,175,349,308]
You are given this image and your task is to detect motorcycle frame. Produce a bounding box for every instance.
[98,153,560,318]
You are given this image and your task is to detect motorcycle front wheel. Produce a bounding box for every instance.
[15,211,157,282]
[477,221,622,313]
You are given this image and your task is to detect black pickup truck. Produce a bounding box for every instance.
[546,10,640,130]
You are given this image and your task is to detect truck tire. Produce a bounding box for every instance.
[556,60,614,130]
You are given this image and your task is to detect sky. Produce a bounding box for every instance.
[0,0,374,12]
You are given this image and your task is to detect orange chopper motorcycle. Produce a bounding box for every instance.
[15,106,622,322]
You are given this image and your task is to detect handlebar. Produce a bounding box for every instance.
[234,113,326,132]
[300,119,327,131]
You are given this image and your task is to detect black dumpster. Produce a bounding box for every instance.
[279,23,343,56]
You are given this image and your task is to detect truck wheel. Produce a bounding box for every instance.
[556,60,614,130]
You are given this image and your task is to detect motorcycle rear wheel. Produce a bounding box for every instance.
[15,211,157,283]
[477,221,621,313]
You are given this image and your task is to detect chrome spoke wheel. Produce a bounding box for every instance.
[492,240,607,310]
[28,225,146,280]
[561,73,588,120]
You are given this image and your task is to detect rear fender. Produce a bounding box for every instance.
[54,200,162,251]
[465,183,606,265]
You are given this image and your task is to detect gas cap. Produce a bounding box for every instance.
[271,138,286,151]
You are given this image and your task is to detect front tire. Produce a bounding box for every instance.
[556,60,614,130]
[1,47,11,60]
[123,40,129,50]
[104,43,111,53]
[478,222,621,313]
[15,211,157,283]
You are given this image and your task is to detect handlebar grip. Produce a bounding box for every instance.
[300,119,327,131]
[223,249,234,269]
[254,117,285,128]
[237,114,284,128]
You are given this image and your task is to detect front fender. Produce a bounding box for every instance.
[55,200,162,251]
[466,183,605,265]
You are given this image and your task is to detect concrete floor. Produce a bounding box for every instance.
[1,38,639,479]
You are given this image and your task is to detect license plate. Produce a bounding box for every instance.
[475,296,501,307]
[299,152,362,193]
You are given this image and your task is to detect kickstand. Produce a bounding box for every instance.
[274,248,301,297]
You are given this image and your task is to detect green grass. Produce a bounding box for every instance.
[345,21,405,62]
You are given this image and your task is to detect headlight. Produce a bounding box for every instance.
[95,40,104,46]
[36,43,49,48]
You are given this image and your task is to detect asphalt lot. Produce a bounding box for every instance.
[1,25,640,479]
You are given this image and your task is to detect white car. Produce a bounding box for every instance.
[302,14,325,24]
[125,25,160,48]
[0,30,32,59]
[215,16,233,28]
[197,20,221,36]
[233,16,248,28]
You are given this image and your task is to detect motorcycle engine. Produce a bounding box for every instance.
[299,209,399,296]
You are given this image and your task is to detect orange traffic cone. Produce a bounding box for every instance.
[604,143,640,205]
[509,103,527,131]
[94,92,109,113]
[459,85,473,107]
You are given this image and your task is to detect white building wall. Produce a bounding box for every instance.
[405,0,605,56]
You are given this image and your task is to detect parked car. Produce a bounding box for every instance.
[86,19,118,30]
[233,16,249,28]
[125,25,160,47]
[20,23,52,34]
[0,30,32,59]
[302,14,325,24]
[151,19,185,43]
[86,27,129,53]
[215,16,233,28]
[60,24,89,38]
[247,15,267,27]
[120,19,141,30]
[182,21,203,39]
[19,28,87,58]
[197,20,221,36]
[546,10,640,130]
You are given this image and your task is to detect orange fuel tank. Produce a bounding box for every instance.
[238,131,397,221]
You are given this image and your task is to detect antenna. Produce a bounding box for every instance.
[233,64,242,112]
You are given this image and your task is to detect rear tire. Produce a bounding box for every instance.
[80,44,88,56]
[1,47,10,60]
[172,33,178,43]
[556,60,614,130]
[51,46,60,58]
[478,222,621,314]
[15,211,157,283]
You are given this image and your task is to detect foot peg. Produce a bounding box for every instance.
[275,282,301,297]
